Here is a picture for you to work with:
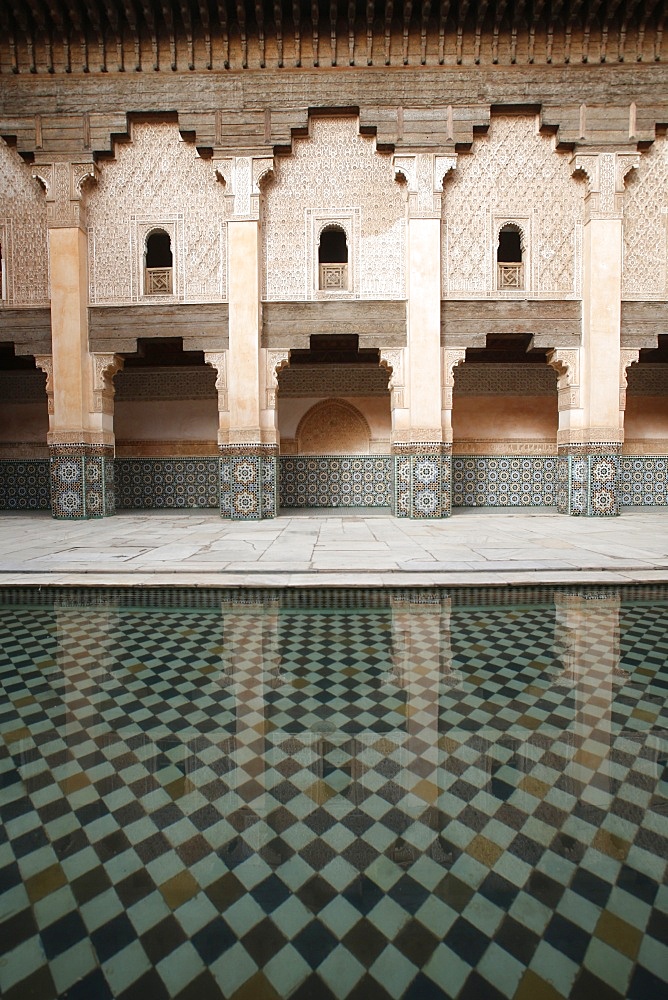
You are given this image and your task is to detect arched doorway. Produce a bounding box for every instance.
[451,333,560,508]
[622,335,668,507]
[113,337,219,509]
[276,335,392,509]
[0,343,50,510]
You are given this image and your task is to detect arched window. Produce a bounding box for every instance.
[144,229,173,295]
[497,224,524,290]
[318,225,348,290]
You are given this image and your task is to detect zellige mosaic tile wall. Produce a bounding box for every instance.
[0,460,50,510]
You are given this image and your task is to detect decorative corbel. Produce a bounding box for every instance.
[441,348,466,410]
[205,352,229,411]
[547,348,581,410]
[619,349,640,411]
[34,355,54,416]
[91,353,124,414]
[380,349,405,409]
[265,350,289,409]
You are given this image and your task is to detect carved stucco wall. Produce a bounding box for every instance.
[622,134,668,300]
[0,139,50,306]
[87,122,227,305]
[263,118,406,301]
[443,115,583,298]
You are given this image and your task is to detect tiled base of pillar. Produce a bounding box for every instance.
[50,447,115,519]
[392,447,452,518]
[558,449,621,516]
[220,447,278,520]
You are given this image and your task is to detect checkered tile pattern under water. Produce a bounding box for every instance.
[0,588,666,1000]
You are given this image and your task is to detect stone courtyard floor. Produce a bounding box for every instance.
[0,506,667,587]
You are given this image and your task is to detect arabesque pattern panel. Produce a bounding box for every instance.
[443,115,582,298]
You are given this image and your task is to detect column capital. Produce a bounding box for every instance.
[31,158,98,229]
[571,150,639,221]
[214,155,275,220]
[394,152,457,219]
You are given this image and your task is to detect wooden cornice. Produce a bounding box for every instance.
[0,0,666,73]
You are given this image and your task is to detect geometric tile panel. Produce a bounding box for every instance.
[279,457,391,508]
[0,586,667,1000]
[393,452,452,518]
[50,452,114,520]
[221,455,278,520]
[0,460,50,510]
[559,454,621,517]
[115,459,219,510]
[452,456,560,508]
[588,454,620,516]
[4,453,668,516]
[620,456,668,506]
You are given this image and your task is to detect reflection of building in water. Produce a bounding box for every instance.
[1,1,668,519]
[554,590,626,810]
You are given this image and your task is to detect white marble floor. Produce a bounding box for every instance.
[1,506,667,586]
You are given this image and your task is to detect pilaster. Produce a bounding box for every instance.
[560,150,640,516]
[32,157,118,518]
[393,154,456,518]
[215,155,278,519]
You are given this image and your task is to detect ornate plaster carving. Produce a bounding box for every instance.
[33,355,54,416]
[392,152,457,218]
[619,349,640,411]
[622,136,668,299]
[443,116,582,298]
[263,118,405,301]
[32,160,97,229]
[441,348,466,409]
[91,353,124,414]
[214,155,274,219]
[204,352,229,411]
[296,398,371,454]
[572,150,640,220]
[380,349,405,409]
[87,122,227,305]
[265,349,289,408]
[547,348,582,410]
[0,139,49,305]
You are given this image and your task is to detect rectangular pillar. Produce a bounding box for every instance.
[48,225,114,518]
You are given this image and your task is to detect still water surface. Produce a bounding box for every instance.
[0,586,666,999]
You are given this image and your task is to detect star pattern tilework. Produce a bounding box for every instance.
[0,588,666,1000]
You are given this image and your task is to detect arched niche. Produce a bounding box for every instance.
[296,398,371,455]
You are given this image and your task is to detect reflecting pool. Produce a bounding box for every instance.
[0,586,667,1000]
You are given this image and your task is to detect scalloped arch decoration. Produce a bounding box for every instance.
[296,398,371,455]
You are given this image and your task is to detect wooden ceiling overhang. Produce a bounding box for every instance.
[0,0,667,160]
[0,0,665,73]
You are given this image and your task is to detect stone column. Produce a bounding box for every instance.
[32,159,117,518]
[215,155,277,519]
[392,154,456,518]
[559,151,639,516]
